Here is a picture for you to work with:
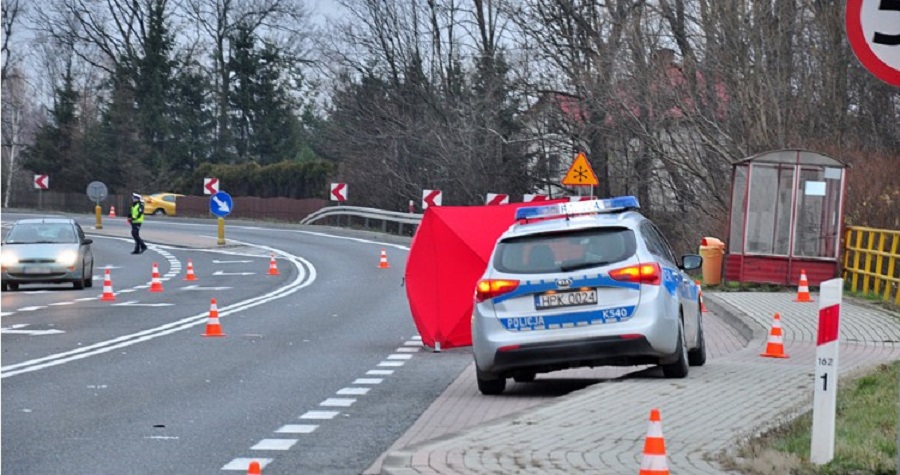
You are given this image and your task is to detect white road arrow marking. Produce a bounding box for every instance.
[111,301,174,307]
[1,324,64,336]
[182,285,233,291]
[212,196,231,213]
[212,260,252,264]
[212,270,256,276]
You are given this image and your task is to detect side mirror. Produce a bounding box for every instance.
[681,254,702,271]
[82,238,94,245]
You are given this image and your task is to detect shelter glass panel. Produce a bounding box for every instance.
[729,166,748,253]
[793,168,841,258]
[745,164,785,254]
[773,166,794,255]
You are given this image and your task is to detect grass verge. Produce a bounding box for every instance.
[725,361,899,474]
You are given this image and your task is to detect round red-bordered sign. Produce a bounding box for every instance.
[846,0,900,86]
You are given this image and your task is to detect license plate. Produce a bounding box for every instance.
[24,267,52,274]
[534,289,597,309]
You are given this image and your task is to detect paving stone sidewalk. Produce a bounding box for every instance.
[379,291,900,475]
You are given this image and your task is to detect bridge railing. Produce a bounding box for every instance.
[842,226,900,305]
[300,205,423,236]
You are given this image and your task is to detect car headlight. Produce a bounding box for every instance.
[1,252,17,267]
[56,250,78,266]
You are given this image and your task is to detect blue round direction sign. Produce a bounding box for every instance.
[210,191,233,217]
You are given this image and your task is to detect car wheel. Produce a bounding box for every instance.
[1,282,7,291]
[8,282,19,291]
[688,316,707,367]
[661,318,689,378]
[84,263,94,288]
[513,372,536,383]
[153,208,165,215]
[476,369,506,395]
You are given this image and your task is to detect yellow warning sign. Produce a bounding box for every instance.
[561,152,599,186]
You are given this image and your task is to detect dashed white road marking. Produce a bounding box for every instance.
[18,306,47,312]
[395,347,420,353]
[320,398,355,407]
[367,369,394,375]
[337,387,370,396]
[276,424,317,434]
[111,301,174,307]
[300,411,339,420]
[222,458,272,471]
[411,335,422,340]
[353,378,383,385]
[377,360,405,366]
[49,302,76,306]
[403,341,422,346]
[251,439,297,451]
[387,354,413,360]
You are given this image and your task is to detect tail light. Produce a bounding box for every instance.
[475,279,520,302]
[609,263,661,285]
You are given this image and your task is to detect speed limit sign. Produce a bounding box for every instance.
[846,0,900,86]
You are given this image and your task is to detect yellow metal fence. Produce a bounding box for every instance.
[843,226,900,305]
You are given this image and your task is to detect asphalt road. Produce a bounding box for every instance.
[1,212,472,474]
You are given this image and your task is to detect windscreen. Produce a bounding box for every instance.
[6,223,77,244]
[493,228,637,274]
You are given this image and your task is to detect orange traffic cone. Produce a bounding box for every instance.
[149,262,164,292]
[184,259,197,281]
[100,269,116,301]
[202,298,226,337]
[247,460,262,475]
[108,206,116,218]
[267,254,280,275]
[760,313,789,358]
[696,280,709,312]
[794,269,813,302]
[639,408,670,475]
[378,249,390,269]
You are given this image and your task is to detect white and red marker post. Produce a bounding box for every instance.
[810,278,843,465]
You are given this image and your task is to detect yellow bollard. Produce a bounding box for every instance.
[95,205,103,229]
[217,217,225,245]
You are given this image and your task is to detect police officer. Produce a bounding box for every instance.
[129,193,148,254]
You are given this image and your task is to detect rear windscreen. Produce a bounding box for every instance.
[493,228,636,274]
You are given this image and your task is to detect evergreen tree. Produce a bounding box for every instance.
[23,65,89,192]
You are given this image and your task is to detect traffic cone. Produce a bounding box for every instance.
[247,460,262,475]
[108,206,116,218]
[100,269,115,301]
[794,269,814,302]
[149,262,164,292]
[184,259,197,281]
[378,249,390,269]
[639,408,669,475]
[267,254,280,276]
[696,280,709,312]
[760,313,789,358]
[202,298,225,337]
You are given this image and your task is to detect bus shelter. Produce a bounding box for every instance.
[725,150,847,287]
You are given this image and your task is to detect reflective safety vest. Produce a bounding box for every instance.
[131,202,145,224]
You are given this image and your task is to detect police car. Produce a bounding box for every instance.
[472,196,705,395]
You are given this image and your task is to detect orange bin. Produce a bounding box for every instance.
[699,237,725,285]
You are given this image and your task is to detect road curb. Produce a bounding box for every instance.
[704,292,763,342]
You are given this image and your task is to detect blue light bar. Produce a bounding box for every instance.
[515,196,640,221]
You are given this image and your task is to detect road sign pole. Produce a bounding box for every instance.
[217,217,226,246]
[810,278,843,465]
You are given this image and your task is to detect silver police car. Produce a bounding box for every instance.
[472,197,705,395]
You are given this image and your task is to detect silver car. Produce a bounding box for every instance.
[472,197,704,395]
[1,218,94,291]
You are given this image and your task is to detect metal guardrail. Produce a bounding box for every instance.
[842,226,900,305]
[300,205,423,236]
